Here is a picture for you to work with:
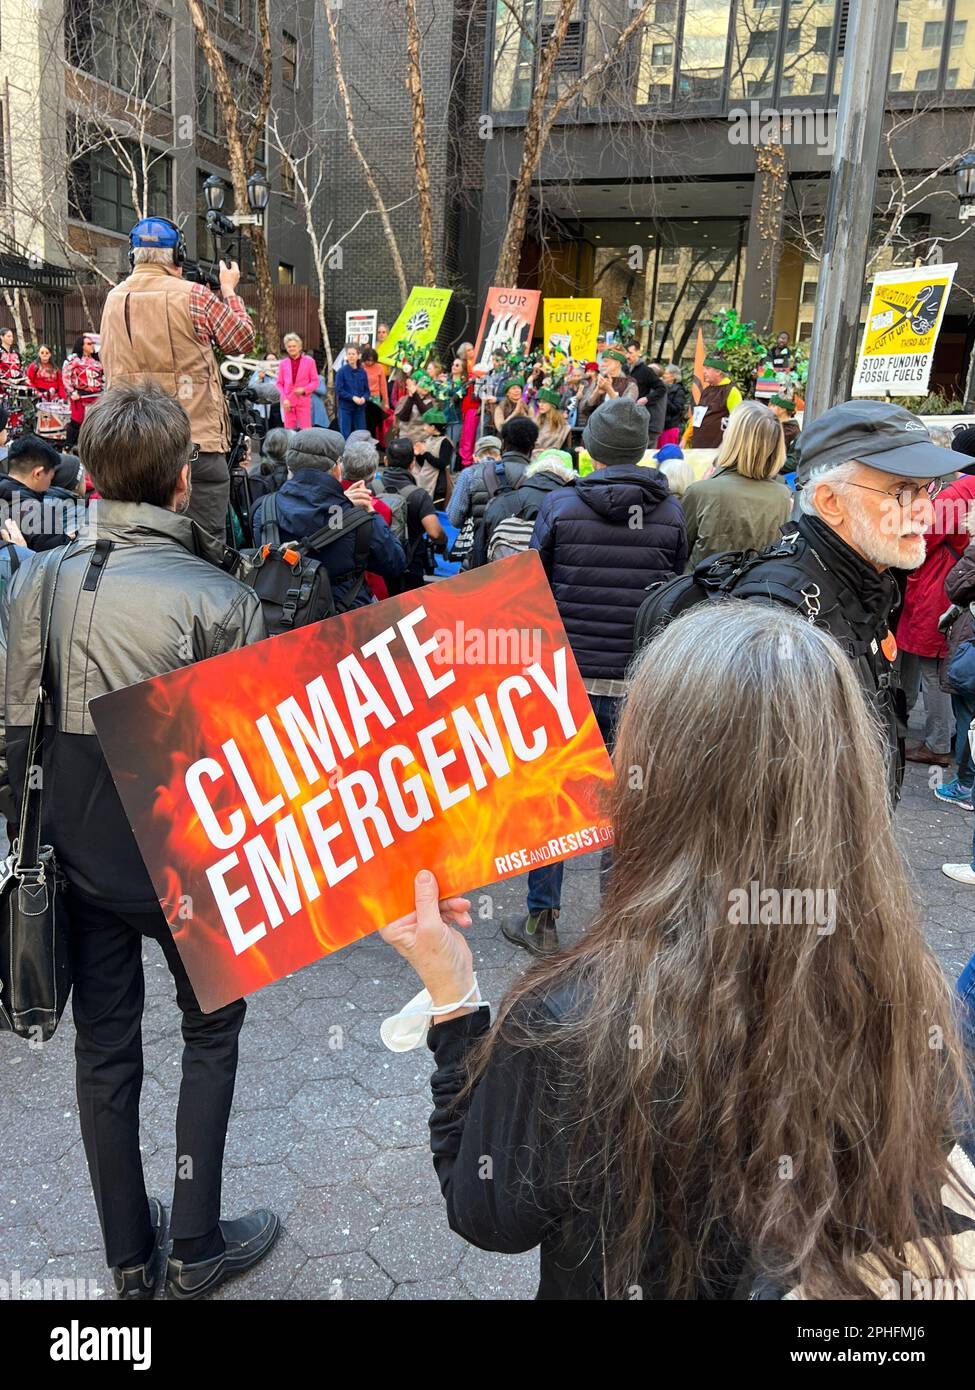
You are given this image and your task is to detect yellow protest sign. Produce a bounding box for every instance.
[853,264,956,396]
[543,298,602,362]
[377,286,453,366]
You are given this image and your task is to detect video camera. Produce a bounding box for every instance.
[182,258,221,294]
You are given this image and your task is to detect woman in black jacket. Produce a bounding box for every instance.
[381,602,974,1299]
[661,363,688,442]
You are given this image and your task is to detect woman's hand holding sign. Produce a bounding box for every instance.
[381,871,476,1023]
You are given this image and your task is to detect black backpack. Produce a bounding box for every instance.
[241,493,375,636]
[632,533,825,653]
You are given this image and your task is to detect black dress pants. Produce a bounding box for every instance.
[69,896,247,1268]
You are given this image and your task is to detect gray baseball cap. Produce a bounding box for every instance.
[795,400,952,487]
[474,434,502,455]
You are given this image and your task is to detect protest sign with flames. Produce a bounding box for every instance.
[90,553,614,1012]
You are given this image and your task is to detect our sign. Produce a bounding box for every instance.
[542,298,602,362]
[376,286,453,366]
[345,310,377,348]
[90,554,614,1013]
[472,288,542,375]
[853,263,957,397]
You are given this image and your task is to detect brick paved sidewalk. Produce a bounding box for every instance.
[2,760,973,1299]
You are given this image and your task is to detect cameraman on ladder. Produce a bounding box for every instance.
[100,218,256,538]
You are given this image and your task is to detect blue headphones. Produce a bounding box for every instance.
[128,217,186,268]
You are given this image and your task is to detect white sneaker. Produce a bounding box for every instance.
[942,862,975,884]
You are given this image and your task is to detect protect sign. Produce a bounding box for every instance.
[90,553,614,1013]
[852,263,957,396]
[543,298,602,362]
[376,286,453,366]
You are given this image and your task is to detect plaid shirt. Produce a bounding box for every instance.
[188,284,255,356]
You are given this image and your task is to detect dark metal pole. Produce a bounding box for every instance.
[803,0,898,421]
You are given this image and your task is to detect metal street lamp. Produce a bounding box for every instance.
[203,174,226,213]
[246,170,270,218]
[955,151,975,221]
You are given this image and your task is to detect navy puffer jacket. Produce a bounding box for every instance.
[252,468,404,610]
[530,464,687,678]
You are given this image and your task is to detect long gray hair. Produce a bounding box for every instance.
[471,601,973,1298]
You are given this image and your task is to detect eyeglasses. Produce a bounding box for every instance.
[843,478,945,507]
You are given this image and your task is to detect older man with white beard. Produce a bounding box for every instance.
[644,401,948,803]
[776,400,950,800]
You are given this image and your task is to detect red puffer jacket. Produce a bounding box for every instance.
[896,474,975,658]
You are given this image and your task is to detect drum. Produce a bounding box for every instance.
[36,399,70,441]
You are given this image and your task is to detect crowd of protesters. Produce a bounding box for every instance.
[1,223,975,1304]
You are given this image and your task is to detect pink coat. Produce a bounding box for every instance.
[277,353,318,429]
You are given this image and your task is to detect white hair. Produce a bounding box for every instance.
[797,460,860,516]
[659,457,695,498]
[283,332,303,349]
[132,246,176,267]
[340,438,379,483]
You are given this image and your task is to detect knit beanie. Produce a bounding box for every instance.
[536,387,563,408]
[582,397,649,468]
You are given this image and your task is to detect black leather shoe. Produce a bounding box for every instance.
[113,1196,167,1300]
[164,1209,280,1301]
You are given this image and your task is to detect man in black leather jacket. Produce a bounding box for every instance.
[0,382,279,1301]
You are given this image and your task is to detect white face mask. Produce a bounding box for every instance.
[379,978,486,1052]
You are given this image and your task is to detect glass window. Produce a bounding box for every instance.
[277,263,294,286]
[491,0,535,110]
[196,47,220,137]
[779,1,837,100]
[894,21,908,49]
[637,0,679,104]
[889,71,903,91]
[731,0,779,102]
[946,66,960,87]
[65,0,171,110]
[923,20,945,48]
[895,1,950,91]
[946,0,975,87]
[801,280,818,304]
[70,132,170,233]
[677,0,732,105]
[282,30,297,86]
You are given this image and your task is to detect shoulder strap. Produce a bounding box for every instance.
[16,551,67,873]
[5,542,20,578]
[483,462,503,499]
[340,517,375,608]
[261,491,281,548]
[942,536,966,564]
[300,503,374,556]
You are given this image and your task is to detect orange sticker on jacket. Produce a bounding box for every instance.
[881,630,897,662]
